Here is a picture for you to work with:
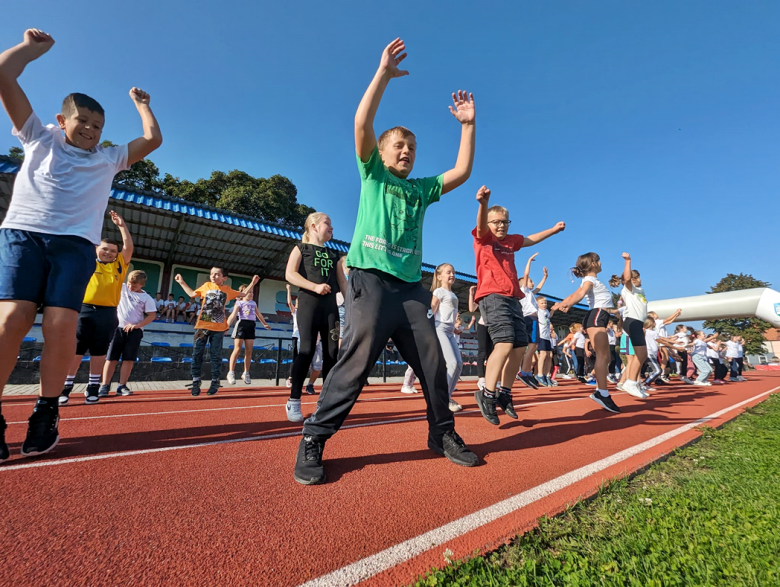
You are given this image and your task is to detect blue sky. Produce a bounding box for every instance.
[2,1,779,307]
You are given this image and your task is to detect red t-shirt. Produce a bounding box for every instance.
[472,228,525,302]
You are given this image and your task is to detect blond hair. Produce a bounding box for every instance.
[487,205,509,219]
[128,270,147,284]
[377,126,416,150]
[430,263,454,292]
[302,212,329,244]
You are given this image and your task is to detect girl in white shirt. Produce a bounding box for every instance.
[673,325,695,383]
[608,253,648,399]
[518,252,548,388]
[647,309,681,382]
[430,263,463,413]
[571,323,586,380]
[687,331,718,385]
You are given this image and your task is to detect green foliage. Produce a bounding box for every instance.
[7,146,23,160]
[414,394,780,586]
[703,273,772,355]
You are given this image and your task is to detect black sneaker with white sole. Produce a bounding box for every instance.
[188,379,202,396]
[428,430,479,467]
[21,400,60,457]
[589,391,621,414]
[98,384,111,397]
[294,435,326,485]
[497,392,518,419]
[474,390,500,425]
[206,380,221,396]
[84,384,100,404]
[305,383,316,395]
[519,374,539,390]
[0,415,9,463]
[58,385,73,406]
[116,385,133,396]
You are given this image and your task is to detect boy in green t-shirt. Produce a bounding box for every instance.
[295,38,478,485]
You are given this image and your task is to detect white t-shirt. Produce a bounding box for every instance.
[691,339,708,356]
[189,303,200,314]
[706,342,720,360]
[674,332,689,349]
[725,341,739,358]
[4,113,129,244]
[607,327,617,345]
[520,286,538,317]
[117,284,157,329]
[581,276,613,309]
[737,343,744,358]
[621,284,647,321]
[573,331,586,349]
[165,299,176,308]
[645,330,659,354]
[177,301,187,311]
[336,292,345,307]
[654,319,668,338]
[155,298,165,311]
[537,309,551,340]
[433,288,459,331]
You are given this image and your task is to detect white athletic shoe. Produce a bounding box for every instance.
[559,374,573,380]
[242,372,251,385]
[286,399,304,422]
[400,385,416,394]
[285,377,292,388]
[448,399,463,412]
[227,371,236,385]
[682,377,695,385]
[623,380,646,399]
[616,380,625,392]
[693,380,712,386]
[477,377,486,391]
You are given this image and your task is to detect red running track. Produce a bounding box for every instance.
[1,374,778,587]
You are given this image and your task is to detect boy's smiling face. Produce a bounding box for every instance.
[380,132,416,179]
[56,107,104,151]
[487,210,509,240]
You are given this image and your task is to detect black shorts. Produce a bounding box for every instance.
[523,315,539,344]
[107,328,143,362]
[622,317,646,347]
[234,319,256,340]
[584,308,610,330]
[76,304,119,356]
[478,294,527,348]
[537,338,552,352]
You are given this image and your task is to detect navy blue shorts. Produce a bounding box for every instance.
[0,229,95,312]
[537,338,553,352]
[524,315,539,344]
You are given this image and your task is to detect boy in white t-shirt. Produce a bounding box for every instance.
[0,29,162,461]
[99,270,158,396]
[155,293,165,319]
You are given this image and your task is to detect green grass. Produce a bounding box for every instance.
[414,393,780,586]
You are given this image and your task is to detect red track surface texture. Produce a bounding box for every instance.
[1,374,778,587]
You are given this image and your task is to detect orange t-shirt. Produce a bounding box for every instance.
[193,282,240,332]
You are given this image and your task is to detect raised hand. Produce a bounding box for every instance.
[174,274,184,284]
[109,210,125,227]
[552,221,566,234]
[543,267,549,277]
[622,252,631,260]
[22,29,55,59]
[129,87,151,105]
[529,252,539,262]
[379,38,409,79]
[449,90,475,125]
[476,185,491,203]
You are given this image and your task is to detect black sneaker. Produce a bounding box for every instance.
[428,430,479,467]
[187,379,202,396]
[84,384,100,404]
[305,383,316,395]
[21,401,59,457]
[590,391,621,414]
[206,380,221,396]
[98,384,111,397]
[0,415,9,463]
[519,374,539,390]
[577,376,588,384]
[294,435,326,485]
[58,385,73,406]
[474,390,500,425]
[497,392,518,419]
[116,385,133,396]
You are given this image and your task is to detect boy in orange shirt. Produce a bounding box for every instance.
[175,268,258,396]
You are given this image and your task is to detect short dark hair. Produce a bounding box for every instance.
[62,93,105,118]
[100,238,122,252]
[212,266,228,277]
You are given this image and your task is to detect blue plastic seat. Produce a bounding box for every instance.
[236,359,255,364]
[151,357,173,363]
[178,343,194,348]
[282,359,292,364]
[33,356,41,362]
[181,357,193,363]
[81,356,90,362]
[259,358,277,364]
[151,342,170,347]
[22,336,36,343]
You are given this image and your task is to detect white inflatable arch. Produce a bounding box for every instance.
[647,288,780,328]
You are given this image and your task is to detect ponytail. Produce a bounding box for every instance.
[302,212,328,244]
[571,252,600,278]
[430,263,453,292]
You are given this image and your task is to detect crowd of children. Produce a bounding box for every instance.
[0,31,758,483]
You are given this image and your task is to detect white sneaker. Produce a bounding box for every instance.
[285,377,292,388]
[693,380,712,386]
[242,372,251,385]
[286,399,303,422]
[616,381,626,392]
[623,380,646,399]
[448,399,463,412]
[227,371,236,385]
[400,385,416,394]
[477,377,486,391]
[682,377,695,385]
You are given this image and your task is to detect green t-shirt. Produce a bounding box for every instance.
[345,147,443,282]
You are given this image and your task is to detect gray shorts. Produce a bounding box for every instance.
[478,293,528,348]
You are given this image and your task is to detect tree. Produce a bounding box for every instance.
[703,273,772,355]
[7,146,23,160]
[101,140,162,192]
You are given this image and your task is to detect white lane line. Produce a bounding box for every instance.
[297,386,780,587]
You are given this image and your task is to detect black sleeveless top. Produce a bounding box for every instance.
[297,243,341,296]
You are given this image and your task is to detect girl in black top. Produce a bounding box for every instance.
[284,212,347,422]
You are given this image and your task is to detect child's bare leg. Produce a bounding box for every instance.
[89,355,107,382]
[308,370,321,385]
[628,346,648,381]
[537,351,551,377]
[485,342,514,391]
[118,361,134,385]
[102,359,119,386]
[243,340,254,367]
[587,328,610,390]
[521,342,537,373]
[0,300,37,396]
[40,307,80,398]
[229,341,241,372]
[499,346,526,392]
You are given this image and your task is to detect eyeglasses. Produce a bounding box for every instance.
[488,220,512,227]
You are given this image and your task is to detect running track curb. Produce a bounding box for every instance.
[297,386,780,587]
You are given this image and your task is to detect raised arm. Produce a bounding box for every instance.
[0,29,54,131]
[227,303,240,327]
[110,211,134,264]
[468,285,478,313]
[475,186,491,239]
[519,253,538,289]
[534,266,548,294]
[234,275,260,299]
[662,309,682,325]
[441,91,476,194]
[466,315,476,330]
[522,222,566,248]
[620,252,632,292]
[126,88,162,166]
[174,274,197,298]
[355,38,408,162]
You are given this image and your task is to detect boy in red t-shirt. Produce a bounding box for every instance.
[471,186,565,425]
